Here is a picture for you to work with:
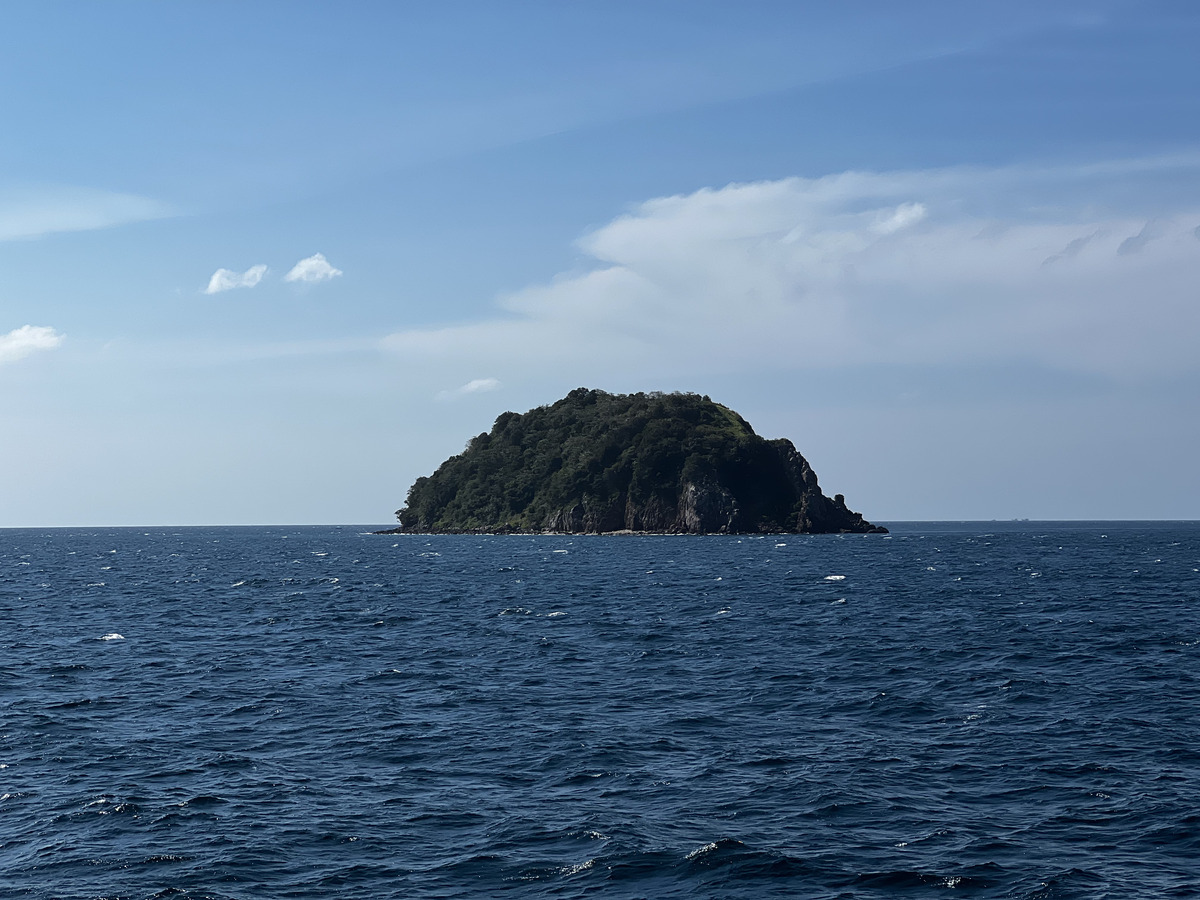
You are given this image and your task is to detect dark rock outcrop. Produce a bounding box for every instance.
[393,388,885,534]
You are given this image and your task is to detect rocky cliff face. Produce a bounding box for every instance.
[394,388,886,535]
[772,438,883,533]
[537,438,883,534]
[540,481,739,533]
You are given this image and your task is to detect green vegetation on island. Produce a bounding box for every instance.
[393,388,886,534]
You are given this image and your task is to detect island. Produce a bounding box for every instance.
[389,388,886,534]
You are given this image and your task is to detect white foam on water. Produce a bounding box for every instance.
[831,598,846,604]
[552,549,569,554]
[686,839,742,860]
[717,607,732,615]
[99,633,125,641]
[231,580,246,587]
[560,859,596,876]
[824,575,846,581]
[546,611,566,617]
[775,542,787,547]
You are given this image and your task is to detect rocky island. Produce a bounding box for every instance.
[391,388,886,534]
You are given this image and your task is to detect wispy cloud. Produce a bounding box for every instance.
[1117,219,1162,255]
[383,160,1200,383]
[0,186,169,242]
[437,377,502,400]
[871,201,926,235]
[285,253,342,283]
[1043,230,1102,266]
[204,264,268,294]
[0,325,65,365]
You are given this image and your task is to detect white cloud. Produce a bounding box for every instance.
[204,264,268,294]
[0,325,65,365]
[284,253,342,283]
[0,186,168,242]
[437,377,502,400]
[383,161,1200,384]
[871,201,926,235]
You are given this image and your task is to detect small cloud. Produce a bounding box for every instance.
[0,325,65,365]
[205,264,267,294]
[1043,230,1100,266]
[1117,220,1160,256]
[437,377,502,400]
[284,253,342,284]
[872,202,926,235]
[973,222,1009,240]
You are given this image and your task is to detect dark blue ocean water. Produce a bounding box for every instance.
[1,523,1198,899]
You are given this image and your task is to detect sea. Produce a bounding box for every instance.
[1,522,1197,899]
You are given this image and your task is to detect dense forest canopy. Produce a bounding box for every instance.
[395,388,884,534]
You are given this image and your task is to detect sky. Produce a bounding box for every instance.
[2,0,1199,526]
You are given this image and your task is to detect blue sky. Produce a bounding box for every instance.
[2,1,1199,525]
